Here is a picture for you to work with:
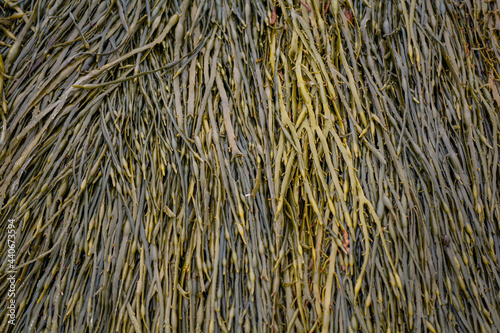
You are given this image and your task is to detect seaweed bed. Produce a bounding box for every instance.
[1,0,500,332]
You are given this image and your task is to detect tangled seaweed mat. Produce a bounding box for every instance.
[1,0,500,332]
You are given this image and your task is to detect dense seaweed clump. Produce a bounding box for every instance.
[0,0,499,332]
